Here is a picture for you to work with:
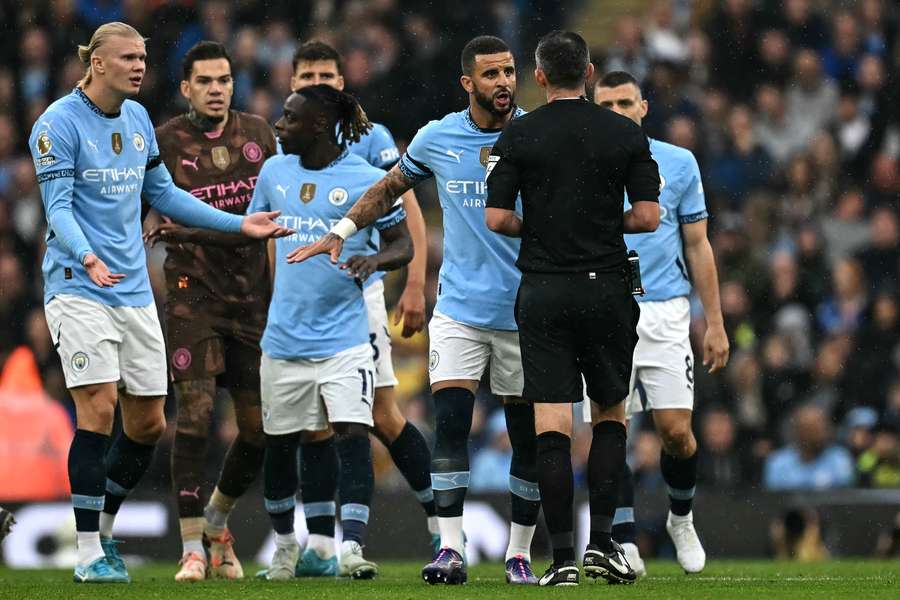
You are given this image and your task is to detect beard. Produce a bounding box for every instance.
[473,86,514,117]
[187,107,226,131]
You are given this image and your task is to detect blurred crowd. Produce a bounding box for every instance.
[1,0,899,505]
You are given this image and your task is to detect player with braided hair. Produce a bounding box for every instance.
[253,85,413,580]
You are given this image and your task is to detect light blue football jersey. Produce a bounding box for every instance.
[248,150,406,359]
[29,88,243,308]
[347,122,400,169]
[624,139,708,302]
[278,121,400,288]
[398,108,524,331]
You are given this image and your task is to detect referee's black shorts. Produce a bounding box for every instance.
[515,269,640,408]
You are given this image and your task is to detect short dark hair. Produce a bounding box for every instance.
[182,41,232,80]
[535,30,590,88]
[293,41,342,74]
[598,70,640,90]
[460,35,510,75]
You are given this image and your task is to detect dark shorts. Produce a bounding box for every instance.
[165,301,265,391]
[516,270,640,408]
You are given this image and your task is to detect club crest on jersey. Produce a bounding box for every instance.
[111,132,123,154]
[300,183,316,203]
[36,131,52,155]
[429,350,440,371]
[132,132,145,152]
[211,146,230,170]
[479,146,493,167]
[242,141,263,163]
[71,351,89,373]
[328,187,349,206]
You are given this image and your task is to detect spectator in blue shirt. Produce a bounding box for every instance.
[764,404,854,490]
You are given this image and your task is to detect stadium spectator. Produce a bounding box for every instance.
[696,406,744,488]
[0,346,73,501]
[857,423,900,488]
[764,404,855,491]
[821,11,864,82]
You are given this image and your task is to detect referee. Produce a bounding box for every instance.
[485,30,660,586]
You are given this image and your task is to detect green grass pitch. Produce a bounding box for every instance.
[1,560,899,599]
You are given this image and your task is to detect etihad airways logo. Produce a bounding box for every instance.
[81,166,146,182]
[278,215,342,244]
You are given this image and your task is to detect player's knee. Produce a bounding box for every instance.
[130,414,166,445]
[174,387,214,437]
[372,403,405,444]
[660,423,696,457]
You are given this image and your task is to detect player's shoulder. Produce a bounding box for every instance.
[368,122,394,140]
[339,152,385,179]
[121,98,152,123]
[232,110,273,134]
[34,92,81,133]
[650,138,697,168]
[155,114,189,137]
[261,152,294,171]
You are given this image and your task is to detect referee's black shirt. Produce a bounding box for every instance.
[486,98,660,273]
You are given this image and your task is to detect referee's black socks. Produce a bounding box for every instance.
[661,448,698,516]
[536,431,575,564]
[588,421,627,553]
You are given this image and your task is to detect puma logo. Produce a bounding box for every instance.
[41,119,53,131]
[445,149,464,163]
[181,156,200,171]
[179,486,200,499]
[86,139,99,152]
[276,184,289,199]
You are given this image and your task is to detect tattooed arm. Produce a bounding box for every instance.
[285,165,416,264]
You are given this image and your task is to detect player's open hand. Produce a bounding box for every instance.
[341,255,379,282]
[143,221,192,247]
[83,253,125,288]
[286,232,344,264]
[394,285,426,337]
[703,323,730,373]
[241,211,294,239]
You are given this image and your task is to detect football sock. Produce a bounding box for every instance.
[300,437,338,538]
[204,487,237,536]
[179,517,205,556]
[437,516,465,555]
[264,432,300,535]
[216,434,264,502]
[69,429,108,565]
[431,387,474,521]
[504,402,539,561]
[588,421,626,552]
[387,422,436,517]
[536,431,574,564]
[171,431,208,519]
[661,448,698,516]
[612,462,637,545]
[335,429,373,545]
[101,432,155,538]
[308,533,335,560]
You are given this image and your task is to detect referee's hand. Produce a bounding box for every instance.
[703,323,730,373]
[286,232,344,264]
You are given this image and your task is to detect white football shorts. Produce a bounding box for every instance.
[363,279,398,388]
[44,293,168,396]
[427,309,523,396]
[260,343,375,435]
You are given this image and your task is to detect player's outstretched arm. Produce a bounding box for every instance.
[142,208,261,248]
[393,189,427,337]
[143,160,292,239]
[682,219,729,373]
[286,165,415,264]
[342,219,413,282]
